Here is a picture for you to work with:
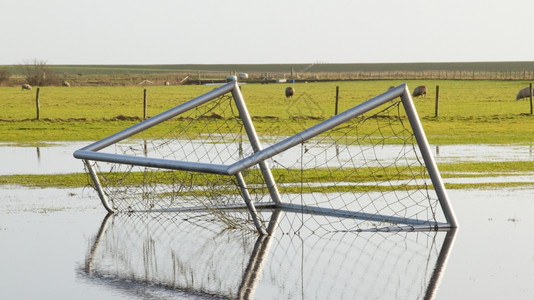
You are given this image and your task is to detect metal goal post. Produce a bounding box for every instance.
[74,81,458,234]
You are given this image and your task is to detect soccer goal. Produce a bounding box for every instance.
[74,81,458,234]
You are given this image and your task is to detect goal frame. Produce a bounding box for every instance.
[74,81,458,234]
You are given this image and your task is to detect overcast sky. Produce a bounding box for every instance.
[2,0,533,65]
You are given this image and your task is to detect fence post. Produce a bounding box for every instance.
[530,83,533,115]
[143,88,147,119]
[435,85,440,117]
[35,88,40,120]
[334,86,340,115]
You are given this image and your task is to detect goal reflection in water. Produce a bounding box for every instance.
[80,209,456,299]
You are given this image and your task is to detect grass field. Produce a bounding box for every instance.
[0,80,533,144]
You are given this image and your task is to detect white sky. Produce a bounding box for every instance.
[2,0,533,65]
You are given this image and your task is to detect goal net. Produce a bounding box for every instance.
[75,82,457,233]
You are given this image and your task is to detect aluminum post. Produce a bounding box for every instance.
[84,160,114,213]
[75,150,230,175]
[235,172,267,235]
[231,82,282,204]
[400,86,459,228]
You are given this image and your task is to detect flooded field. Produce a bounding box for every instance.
[1,142,534,299]
[1,186,533,299]
[1,141,533,175]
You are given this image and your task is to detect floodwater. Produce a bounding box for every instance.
[1,186,533,299]
[1,143,534,299]
[1,141,533,175]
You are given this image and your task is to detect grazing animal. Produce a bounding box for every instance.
[164,81,170,86]
[21,84,32,91]
[62,81,70,87]
[412,85,427,98]
[285,86,295,98]
[515,86,534,100]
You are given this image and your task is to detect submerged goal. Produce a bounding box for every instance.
[74,81,458,234]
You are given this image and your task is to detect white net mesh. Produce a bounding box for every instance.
[88,94,267,230]
[266,101,442,232]
[86,91,445,233]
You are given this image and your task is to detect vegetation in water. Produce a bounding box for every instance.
[1,161,533,190]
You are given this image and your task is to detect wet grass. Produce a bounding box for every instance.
[0,173,92,188]
[2,161,533,189]
[439,161,534,174]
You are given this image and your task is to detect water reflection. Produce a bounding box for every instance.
[80,210,456,299]
[36,147,41,163]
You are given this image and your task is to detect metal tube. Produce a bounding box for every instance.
[227,84,407,175]
[84,160,114,213]
[235,172,267,235]
[265,208,282,235]
[231,82,282,204]
[75,150,229,175]
[277,203,446,228]
[400,87,459,228]
[80,81,237,152]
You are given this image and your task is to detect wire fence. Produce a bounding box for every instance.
[283,81,534,119]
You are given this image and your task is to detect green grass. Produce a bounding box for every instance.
[2,161,533,188]
[0,173,91,188]
[1,80,534,144]
[440,161,534,174]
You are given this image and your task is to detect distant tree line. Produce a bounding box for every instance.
[18,59,61,86]
[0,68,9,85]
[0,59,61,86]
[4,60,534,87]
